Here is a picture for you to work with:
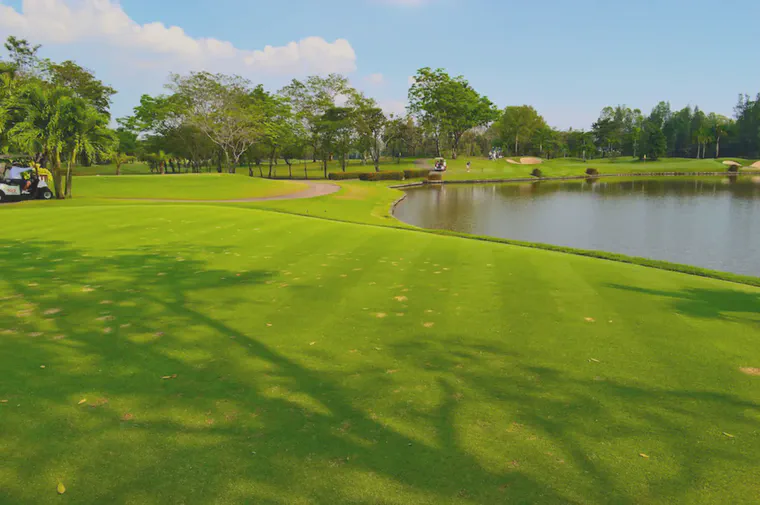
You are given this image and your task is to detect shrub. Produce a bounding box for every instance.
[328,172,363,180]
[403,169,431,179]
[531,168,543,177]
[358,171,404,181]
[427,172,443,182]
[727,165,740,173]
[586,168,599,176]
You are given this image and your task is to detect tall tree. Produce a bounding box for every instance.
[169,72,262,172]
[408,67,497,159]
[47,60,116,116]
[352,93,387,171]
[280,74,351,163]
[495,105,545,156]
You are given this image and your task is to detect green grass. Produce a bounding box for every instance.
[418,156,758,181]
[71,174,309,200]
[73,162,153,176]
[1,180,760,504]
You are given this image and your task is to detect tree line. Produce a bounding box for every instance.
[4,35,760,199]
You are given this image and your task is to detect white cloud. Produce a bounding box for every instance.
[364,73,385,85]
[0,0,357,75]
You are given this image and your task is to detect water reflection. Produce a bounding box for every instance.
[394,177,760,276]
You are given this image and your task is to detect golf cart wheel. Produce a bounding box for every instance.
[0,191,4,203]
[40,189,53,200]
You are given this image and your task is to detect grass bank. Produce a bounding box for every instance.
[72,174,309,200]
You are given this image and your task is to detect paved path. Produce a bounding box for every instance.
[103,181,341,203]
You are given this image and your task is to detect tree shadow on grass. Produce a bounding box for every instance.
[0,240,573,505]
[386,339,760,505]
[606,283,760,325]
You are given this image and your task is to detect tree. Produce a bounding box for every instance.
[254,86,294,178]
[47,60,116,116]
[352,94,387,172]
[495,105,545,155]
[280,74,351,163]
[408,67,497,159]
[3,36,41,76]
[708,113,731,158]
[169,72,262,172]
[64,101,113,197]
[9,84,75,197]
[315,107,352,178]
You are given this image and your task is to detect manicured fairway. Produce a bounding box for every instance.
[1,198,759,504]
[72,174,309,200]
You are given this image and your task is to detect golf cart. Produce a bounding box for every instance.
[432,157,448,172]
[0,165,54,203]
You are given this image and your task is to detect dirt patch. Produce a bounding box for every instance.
[740,367,760,376]
[752,161,760,169]
[520,157,543,165]
[506,159,521,165]
[722,161,742,167]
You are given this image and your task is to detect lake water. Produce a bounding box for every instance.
[394,177,760,277]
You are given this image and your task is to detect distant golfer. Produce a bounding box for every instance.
[466,161,471,172]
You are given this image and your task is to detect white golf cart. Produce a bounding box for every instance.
[0,166,54,203]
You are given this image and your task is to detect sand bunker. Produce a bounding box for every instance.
[506,157,544,165]
[751,161,760,169]
[723,161,742,167]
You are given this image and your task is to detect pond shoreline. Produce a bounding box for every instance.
[391,171,749,189]
[390,174,760,287]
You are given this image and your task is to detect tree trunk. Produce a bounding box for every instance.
[52,150,64,200]
[716,136,721,158]
[287,161,293,179]
[323,157,328,179]
[65,153,74,199]
[515,135,519,156]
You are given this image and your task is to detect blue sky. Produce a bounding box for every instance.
[2,0,759,128]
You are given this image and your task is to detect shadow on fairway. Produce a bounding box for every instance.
[607,283,760,324]
[0,239,573,505]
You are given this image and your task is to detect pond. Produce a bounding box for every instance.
[394,177,760,277]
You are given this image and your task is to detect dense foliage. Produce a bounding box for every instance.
[4,35,760,196]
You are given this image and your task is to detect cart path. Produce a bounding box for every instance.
[102,181,341,203]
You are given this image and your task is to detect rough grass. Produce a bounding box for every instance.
[72,174,308,200]
[1,184,759,504]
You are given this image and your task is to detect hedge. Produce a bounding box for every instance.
[358,171,405,181]
[328,172,363,180]
[531,168,543,177]
[586,168,599,176]
[428,172,443,182]
[727,165,740,173]
[403,169,431,179]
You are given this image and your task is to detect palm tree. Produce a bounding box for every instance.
[64,103,113,197]
[107,151,130,176]
[9,84,74,198]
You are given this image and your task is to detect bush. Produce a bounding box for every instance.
[358,171,404,181]
[531,168,543,177]
[427,172,443,182]
[403,169,430,179]
[586,168,599,176]
[727,165,741,173]
[328,172,362,180]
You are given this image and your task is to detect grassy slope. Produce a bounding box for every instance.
[0,197,759,504]
[420,157,756,181]
[72,174,309,200]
